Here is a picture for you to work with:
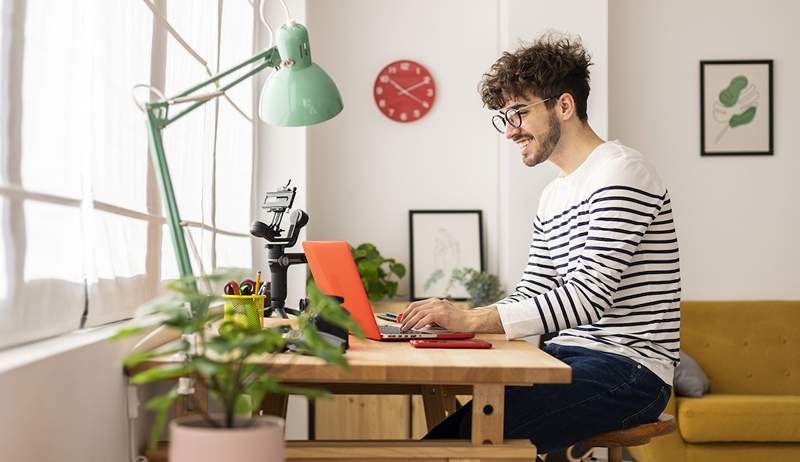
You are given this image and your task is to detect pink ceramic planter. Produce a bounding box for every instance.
[169,415,285,462]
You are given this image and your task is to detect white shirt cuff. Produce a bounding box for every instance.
[496,301,546,340]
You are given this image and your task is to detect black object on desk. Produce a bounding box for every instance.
[376,312,398,323]
[251,180,309,319]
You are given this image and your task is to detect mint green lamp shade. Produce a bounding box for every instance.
[259,22,343,126]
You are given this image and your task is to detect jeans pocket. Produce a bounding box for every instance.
[544,343,561,357]
[620,385,670,429]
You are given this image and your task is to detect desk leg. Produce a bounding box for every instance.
[260,393,289,419]
[471,384,504,446]
[421,385,457,431]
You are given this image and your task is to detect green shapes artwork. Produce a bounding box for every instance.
[713,74,759,142]
[718,75,748,107]
[700,60,772,156]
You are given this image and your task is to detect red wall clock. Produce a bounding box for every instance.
[373,60,436,123]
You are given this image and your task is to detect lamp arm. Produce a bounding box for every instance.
[144,46,281,284]
[147,46,282,129]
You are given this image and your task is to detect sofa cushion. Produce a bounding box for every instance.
[674,350,711,397]
[678,394,800,443]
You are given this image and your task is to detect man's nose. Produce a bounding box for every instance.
[505,122,520,140]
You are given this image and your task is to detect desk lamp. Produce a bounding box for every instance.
[143,14,342,292]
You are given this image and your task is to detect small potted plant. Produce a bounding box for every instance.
[350,242,406,301]
[425,267,505,307]
[114,271,362,462]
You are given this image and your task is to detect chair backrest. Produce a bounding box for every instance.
[681,301,800,394]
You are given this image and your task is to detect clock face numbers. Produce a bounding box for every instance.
[373,60,436,123]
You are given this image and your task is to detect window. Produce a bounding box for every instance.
[0,0,256,349]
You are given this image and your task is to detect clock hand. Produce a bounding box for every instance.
[398,77,431,94]
[388,79,427,106]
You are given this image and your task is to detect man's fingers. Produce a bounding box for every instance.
[398,298,437,322]
[401,306,436,331]
[411,313,437,331]
[401,309,430,330]
[399,298,440,323]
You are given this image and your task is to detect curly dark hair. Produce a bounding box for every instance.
[479,33,592,122]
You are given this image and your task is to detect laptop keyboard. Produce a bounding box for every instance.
[379,325,421,335]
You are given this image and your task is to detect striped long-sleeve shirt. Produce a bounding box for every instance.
[496,140,680,385]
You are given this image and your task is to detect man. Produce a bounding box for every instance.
[399,33,680,456]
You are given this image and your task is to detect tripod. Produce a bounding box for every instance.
[250,181,308,318]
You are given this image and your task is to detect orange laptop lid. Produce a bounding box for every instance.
[302,241,381,340]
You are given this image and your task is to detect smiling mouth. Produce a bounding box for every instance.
[516,137,533,152]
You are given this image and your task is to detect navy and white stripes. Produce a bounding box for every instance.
[496,141,680,385]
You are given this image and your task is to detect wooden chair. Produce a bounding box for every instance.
[581,414,675,462]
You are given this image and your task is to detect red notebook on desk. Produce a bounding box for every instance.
[302,241,474,341]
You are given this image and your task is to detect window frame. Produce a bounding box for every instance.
[0,0,255,347]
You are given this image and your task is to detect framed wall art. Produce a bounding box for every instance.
[700,60,773,156]
[408,210,484,301]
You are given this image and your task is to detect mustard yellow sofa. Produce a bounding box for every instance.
[629,301,800,462]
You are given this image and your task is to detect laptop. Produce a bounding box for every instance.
[303,241,475,341]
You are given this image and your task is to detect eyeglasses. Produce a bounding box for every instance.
[491,98,552,134]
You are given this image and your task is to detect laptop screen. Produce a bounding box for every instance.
[302,241,382,340]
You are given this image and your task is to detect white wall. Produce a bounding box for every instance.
[0,329,151,462]
[306,0,502,291]
[609,0,800,299]
[306,0,608,297]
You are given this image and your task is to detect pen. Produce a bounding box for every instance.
[254,271,261,298]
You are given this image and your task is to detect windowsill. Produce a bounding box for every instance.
[0,317,164,374]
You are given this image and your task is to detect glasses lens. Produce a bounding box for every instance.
[507,108,522,128]
[491,115,506,133]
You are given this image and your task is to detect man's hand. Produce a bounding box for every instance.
[398,299,505,334]
[398,298,468,331]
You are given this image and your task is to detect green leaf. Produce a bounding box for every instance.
[390,263,406,278]
[245,373,282,410]
[130,364,194,385]
[234,394,253,417]
[144,386,178,448]
[123,339,188,367]
[367,280,387,302]
[357,260,379,280]
[385,281,398,298]
[189,357,228,377]
[358,243,377,254]
[110,325,145,341]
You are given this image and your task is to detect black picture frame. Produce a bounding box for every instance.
[408,210,484,301]
[700,60,773,156]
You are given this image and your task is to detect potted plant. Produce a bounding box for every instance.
[114,271,362,462]
[425,267,505,307]
[351,242,406,301]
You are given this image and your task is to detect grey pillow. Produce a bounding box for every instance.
[674,350,711,397]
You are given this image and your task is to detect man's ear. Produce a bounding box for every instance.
[556,93,576,121]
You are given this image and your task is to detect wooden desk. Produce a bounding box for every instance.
[133,333,569,461]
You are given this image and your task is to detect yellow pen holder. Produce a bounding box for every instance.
[223,294,266,329]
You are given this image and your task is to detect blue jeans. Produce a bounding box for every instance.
[425,344,672,453]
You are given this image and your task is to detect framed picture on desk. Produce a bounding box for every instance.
[409,210,484,301]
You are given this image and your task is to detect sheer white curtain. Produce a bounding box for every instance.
[159,0,254,279]
[216,0,256,267]
[0,0,256,349]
